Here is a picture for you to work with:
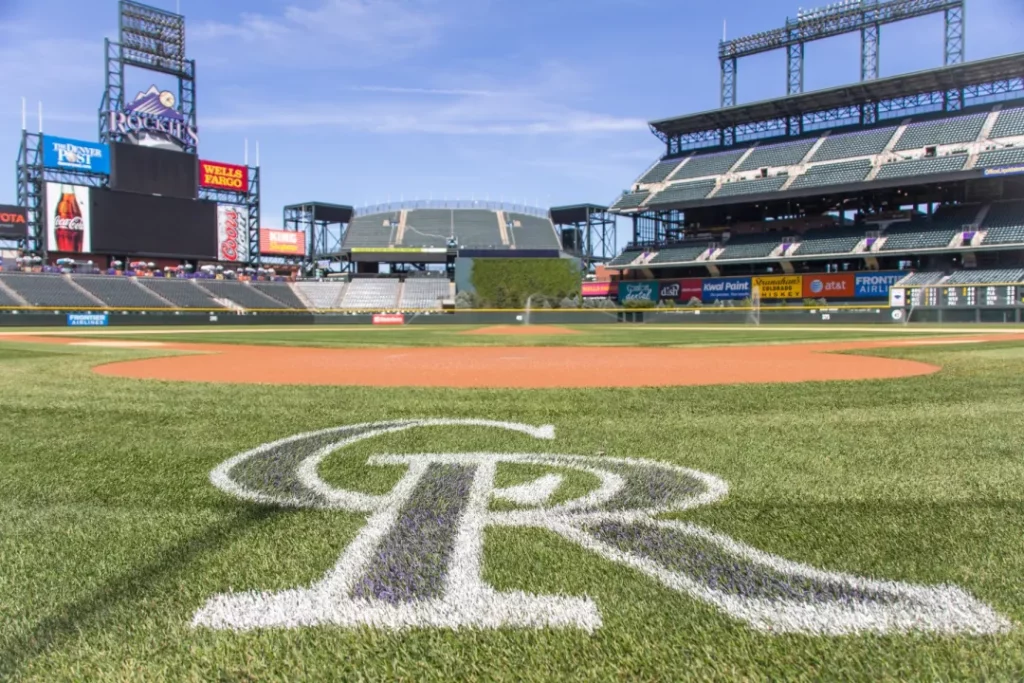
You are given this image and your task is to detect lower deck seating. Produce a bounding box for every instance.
[197,281,290,309]
[71,276,170,308]
[250,282,307,309]
[648,243,711,264]
[716,233,789,260]
[137,278,225,308]
[293,281,346,309]
[399,279,450,309]
[507,213,560,250]
[981,201,1024,245]
[0,273,99,307]
[340,279,401,309]
[944,269,1024,284]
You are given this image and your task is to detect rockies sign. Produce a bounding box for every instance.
[193,419,1009,635]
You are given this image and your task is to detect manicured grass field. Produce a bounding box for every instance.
[2,328,1024,681]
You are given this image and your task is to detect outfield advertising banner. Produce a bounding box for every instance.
[855,272,907,298]
[46,183,91,253]
[200,160,249,191]
[0,205,27,238]
[982,165,1024,178]
[581,281,615,297]
[657,279,703,302]
[67,313,108,327]
[618,281,658,303]
[43,136,110,174]
[372,314,404,325]
[803,273,856,299]
[217,205,249,263]
[702,276,751,301]
[259,229,305,256]
[751,275,803,299]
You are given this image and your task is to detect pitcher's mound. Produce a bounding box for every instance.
[463,325,580,336]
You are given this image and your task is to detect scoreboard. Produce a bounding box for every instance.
[907,285,1021,308]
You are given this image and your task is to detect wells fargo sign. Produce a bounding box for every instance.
[200,160,249,191]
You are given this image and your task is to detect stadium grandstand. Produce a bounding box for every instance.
[606,1,1024,290]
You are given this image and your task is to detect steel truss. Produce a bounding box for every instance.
[550,206,617,272]
[719,0,964,107]
[631,211,686,246]
[99,1,197,155]
[284,203,352,270]
[15,132,109,257]
[663,75,1023,152]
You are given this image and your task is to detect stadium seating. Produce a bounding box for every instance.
[990,107,1024,139]
[715,176,788,197]
[138,278,225,308]
[646,180,716,206]
[344,212,398,248]
[792,227,865,255]
[716,233,788,260]
[197,280,291,309]
[402,210,452,248]
[648,243,711,264]
[944,269,1024,284]
[874,154,968,180]
[790,159,872,189]
[810,127,898,162]
[0,285,22,307]
[981,201,1024,245]
[340,279,401,309]
[293,281,345,309]
[736,140,817,172]
[399,279,450,309]
[607,249,644,266]
[899,272,946,286]
[250,282,307,309]
[610,191,649,210]
[976,147,1024,168]
[71,275,170,308]
[879,212,969,252]
[453,210,503,248]
[669,149,745,180]
[893,113,986,151]
[507,213,561,250]
[0,273,100,307]
[638,159,683,184]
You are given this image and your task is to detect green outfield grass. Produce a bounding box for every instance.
[1,331,1024,681]
[6,322,1015,349]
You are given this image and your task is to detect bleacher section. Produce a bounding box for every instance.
[875,154,968,180]
[669,150,745,180]
[792,227,865,256]
[453,210,502,248]
[403,210,452,248]
[340,279,401,309]
[736,140,817,172]
[399,279,449,309]
[715,176,788,197]
[344,212,398,248]
[893,113,987,151]
[138,279,225,309]
[981,201,1024,245]
[647,180,716,206]
[293,281,345,309]
[0,285,23,307]
[638,160,682,184]
[989,107,1024,139]
[198,281,290,309]
[610,191,649,210]
[717,233,787,260]
[251,282,306,309]
[789,159,872,189]
[976,147,1024,169]
[71,275,170,308]
[899,272,946,286]
[879,220,963,252]
[0,273,99,307]
[648,243,711,264]
[607,249,644,266]
[944,269,1024,284]
[507,213,561,250]
[810,127,897,162]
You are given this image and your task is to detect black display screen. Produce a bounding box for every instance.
[90,189,217,259]
[110,142,197,200]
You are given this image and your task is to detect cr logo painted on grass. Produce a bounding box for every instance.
[192,419,1010,635]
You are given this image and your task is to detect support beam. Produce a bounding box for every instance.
[944,4,965,65]
[861,23,880,81]
[787,41,805,95]
[721,57,737,108]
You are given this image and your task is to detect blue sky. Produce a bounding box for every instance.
[1,0,1021,241]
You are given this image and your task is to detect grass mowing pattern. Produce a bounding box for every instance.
[1,331,1024,679]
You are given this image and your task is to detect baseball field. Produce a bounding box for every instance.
[2,324,1024,681]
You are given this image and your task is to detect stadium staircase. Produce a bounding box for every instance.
[395,210,409,246]
[0,278,28,306]
[290,283,315,309]
[66,277,107,307]
[134,279,176,307]
[496,212,511,245]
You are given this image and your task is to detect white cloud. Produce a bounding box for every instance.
[191,0,445,66]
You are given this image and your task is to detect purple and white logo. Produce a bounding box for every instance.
[192,419,1010,636]
[108,85,198,150]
